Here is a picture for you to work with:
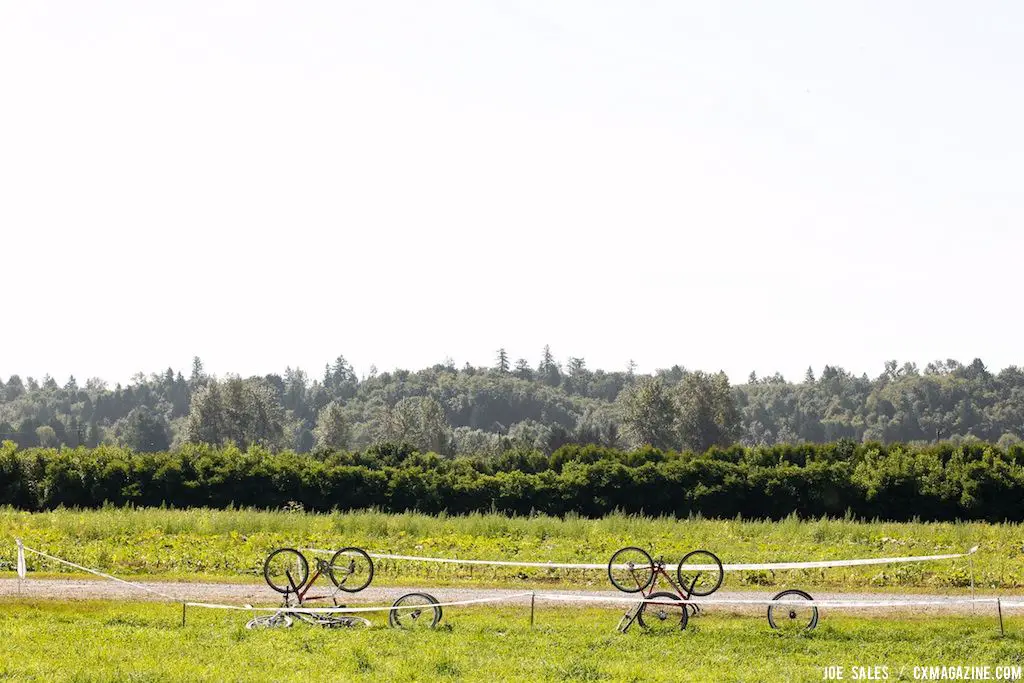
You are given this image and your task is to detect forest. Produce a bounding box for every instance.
[1,350,1022,456]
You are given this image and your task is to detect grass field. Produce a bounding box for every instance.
[0,599,1021,682]
[1,507,1020,590]
[4,508,1023,681]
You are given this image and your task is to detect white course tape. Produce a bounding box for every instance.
[19,545,180,601]
[17,541,1001,616]
[303,546,979,572]
[537,593,1009,609]
[186,592,535,614]
[186,591,1022,614]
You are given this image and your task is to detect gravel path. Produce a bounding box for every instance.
[1,578,1010,616]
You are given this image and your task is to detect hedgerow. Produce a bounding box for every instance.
[1,440,1023,521]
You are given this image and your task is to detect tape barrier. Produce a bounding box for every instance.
[17,542,180,601]
[303,546,980,572]
[186,592,536,614]
[537,593,1019,609]
[17,541,1005,616]
[183,591,1024,614]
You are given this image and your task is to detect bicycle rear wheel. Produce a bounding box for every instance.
[328,547,374,593]
[388,592,442,630]
[676,549,724,597]
[637,592,689,632]
[245,612,294,629]
[263,548,309,594]
[608,547,655,593]
[313,614,372,629]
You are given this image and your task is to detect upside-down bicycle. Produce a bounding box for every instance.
[607,546,820,633]
[608,546,724,633]
[246,546,375,629]
[247,547,445,630]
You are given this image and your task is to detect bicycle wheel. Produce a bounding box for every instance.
[676,549,724,597]
[608,547,655,593]
[245,612,294,629]
[388,592,442,630]
[767,589,819,633]
[328,547,375,593]
[637,591,689,632]
[263,548,309,594]
[314,614,372,629]
[617,602,643,633]
[426,591,443,620]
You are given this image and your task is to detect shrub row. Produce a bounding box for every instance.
[2,440,1024,521]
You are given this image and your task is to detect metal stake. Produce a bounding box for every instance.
[182,602,187,627]
[530,592,536,628]
[969,555,977,615]
[998,599,1005,637]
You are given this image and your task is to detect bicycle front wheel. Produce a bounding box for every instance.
[608,547,655,594]
[263,548,309,594]
[313,614,372,629]
[328,547,374,593]
[676,549,724,597]
[637,591,689,632]
[767,589,819,632]
[388,592,442,630]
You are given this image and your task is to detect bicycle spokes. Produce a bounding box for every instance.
[388,593,442,630]
[608,547,655,594]
[328,548,374,593]
[676,550,724,597]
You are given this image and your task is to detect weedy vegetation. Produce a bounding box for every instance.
[1,507,1020,590]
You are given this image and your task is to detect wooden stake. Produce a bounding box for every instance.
[530,592,536,629]
[182,602,187,628]
[998,599,1005,637]
[969,556,977,615]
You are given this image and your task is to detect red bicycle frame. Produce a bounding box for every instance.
[284,558,343,606]
[624,557,702,614]
[615,558,695,633]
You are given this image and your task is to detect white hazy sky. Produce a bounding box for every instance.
[2,1,1022,385]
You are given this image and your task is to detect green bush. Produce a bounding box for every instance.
[2,440,1024,521]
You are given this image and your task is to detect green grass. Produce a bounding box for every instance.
[1,599,1022,682]
[1,506,1022,590]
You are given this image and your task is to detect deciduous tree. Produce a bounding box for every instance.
[619,377,678,450]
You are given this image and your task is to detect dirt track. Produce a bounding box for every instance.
[1,578,1010,616]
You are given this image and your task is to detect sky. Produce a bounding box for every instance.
[2,1,1022,386]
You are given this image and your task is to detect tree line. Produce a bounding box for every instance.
[2,440,1022,521]
[1,352,1022,455]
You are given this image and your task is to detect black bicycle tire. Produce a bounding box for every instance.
[608,546,655,594]
[263,548,309,594]
[767,589,819,631]
[675,549,724,597]
[636,591,689,631]
[425,591,443,623]
[328,547,375,593]
[388,592,442,629]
